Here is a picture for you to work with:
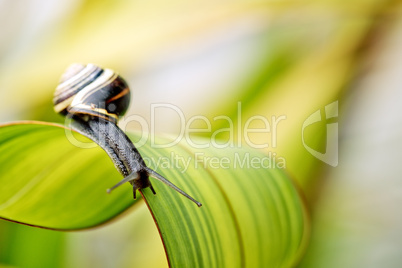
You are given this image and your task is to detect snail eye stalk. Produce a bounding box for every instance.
[106,168,202,207]
[106,172,138,194]
[146,168,202,207]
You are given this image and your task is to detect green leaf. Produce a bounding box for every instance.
[0,122,309,266]
[0,122,136,230]
[140,142,309,267]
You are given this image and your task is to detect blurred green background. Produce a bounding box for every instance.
[0,0,401,267]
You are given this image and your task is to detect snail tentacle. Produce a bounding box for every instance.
[146,168,202,207]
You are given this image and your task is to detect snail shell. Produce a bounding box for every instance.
[53,63,131,123]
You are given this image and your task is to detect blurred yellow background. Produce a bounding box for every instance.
[0,0,401,267]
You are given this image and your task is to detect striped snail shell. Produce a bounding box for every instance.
[53,63,131,123]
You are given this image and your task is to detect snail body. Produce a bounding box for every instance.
[54,63,201,206]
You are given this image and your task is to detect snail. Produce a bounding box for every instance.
[53,63,202,207]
